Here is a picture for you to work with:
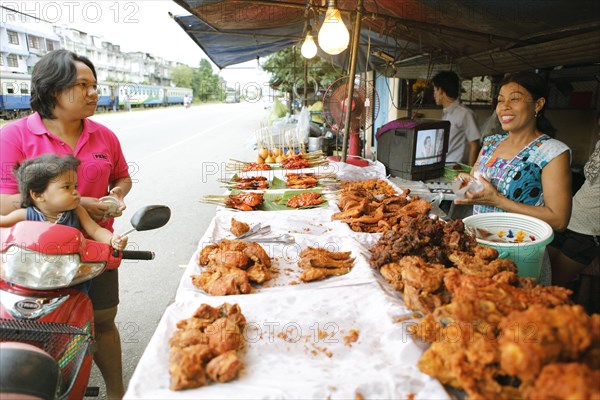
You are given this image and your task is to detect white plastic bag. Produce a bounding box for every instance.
[296,106,310,144]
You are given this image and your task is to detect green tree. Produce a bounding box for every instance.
[192,59,222,102]
[261,47,341,99]
[171,64,194,88]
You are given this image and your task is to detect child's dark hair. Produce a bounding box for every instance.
[14,154,80,208]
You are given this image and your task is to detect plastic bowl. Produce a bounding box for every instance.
[462,212,554,281]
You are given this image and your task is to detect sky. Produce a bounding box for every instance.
[6,0,269,87]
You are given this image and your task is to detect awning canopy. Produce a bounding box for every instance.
[172,0,600,78]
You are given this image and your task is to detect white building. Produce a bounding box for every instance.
[0,7,60,74]
[1,7,178,86]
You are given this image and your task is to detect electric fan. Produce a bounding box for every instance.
[322,76,380,165]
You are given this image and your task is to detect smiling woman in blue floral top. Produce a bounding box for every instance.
[454,71,572,232]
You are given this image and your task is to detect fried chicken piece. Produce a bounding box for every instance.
[242,241,271,268]
[583,314,600,370]
[176,317,214,332]
[285,173,318,189]
[379,262,404,291]
[299,267,351,282]
[246,262,272,283]
[400,256,453,314]
[498,304,594,383]
[525,363,600,400]
[298,257,354,269]
[230,218,250,237]
[297,247,354,281]
[242,162,271,172]
[169,345,211,390]
[417,330,519,400]
[226,192,264,211]
[208,250,250,270]
[192,304,221,321]
[192,269,252,296]
[206,317,242,355]
[205,350,243,383]
[169,328,208,348]
[286,192,324,208]
[199,243,219,265]
[300,247,352,260]
[220,303,247,330]
[230,176,269,190]
[280,154,309,169]
[448,251,517,278]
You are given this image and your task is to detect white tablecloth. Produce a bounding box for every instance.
[125,162,450,400]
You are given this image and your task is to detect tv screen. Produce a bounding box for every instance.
[375,119,451,181]
[414,128,445,166]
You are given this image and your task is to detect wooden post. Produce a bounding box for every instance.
[340,0,363,163]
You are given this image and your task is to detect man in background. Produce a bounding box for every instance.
[432,71,481,165]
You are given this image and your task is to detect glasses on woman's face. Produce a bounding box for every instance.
[71,81,98,96]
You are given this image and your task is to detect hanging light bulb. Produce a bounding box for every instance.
[301,25,317,59]
[318,0,349,55]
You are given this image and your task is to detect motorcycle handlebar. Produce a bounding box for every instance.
[120,250,155,260]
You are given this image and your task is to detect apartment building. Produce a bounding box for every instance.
[1,7,177,86]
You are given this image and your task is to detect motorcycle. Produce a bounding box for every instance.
[0,205,171,400]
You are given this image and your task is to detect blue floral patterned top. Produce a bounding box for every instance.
[474,133,570,215]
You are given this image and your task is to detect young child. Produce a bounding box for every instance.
[0,154,127,251]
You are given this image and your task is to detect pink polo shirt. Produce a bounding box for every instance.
[0,112,130,230]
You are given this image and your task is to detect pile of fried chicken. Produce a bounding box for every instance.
[361,186,600,398]
[192,239,272,296]
[332,188,433,232]
[340,179,398,196]
[298,247,355,282]
[169,303,246,390]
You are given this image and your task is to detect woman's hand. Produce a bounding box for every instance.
[453,175,502,207]
[80,197,110,221]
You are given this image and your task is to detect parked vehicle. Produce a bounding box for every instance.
[0,205,171,399]
[0,73,193,119]
[225,87,241,103]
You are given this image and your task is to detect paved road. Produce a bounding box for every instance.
[86,101,266,398]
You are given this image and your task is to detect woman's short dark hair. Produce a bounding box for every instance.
[431,70,460,99]
[499,71,557,136]
[14,154,80,208]
[30,49,97,119]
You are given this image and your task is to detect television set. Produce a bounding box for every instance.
[376,119,451,181]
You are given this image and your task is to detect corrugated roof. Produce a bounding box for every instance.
[172,0,600,77]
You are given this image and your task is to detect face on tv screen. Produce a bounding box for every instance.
[414,129,445,166]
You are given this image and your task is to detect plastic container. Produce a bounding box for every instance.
[444,163,472,180]
[452,175,484,199]
[462,212,554,281]
[99,196,119,215]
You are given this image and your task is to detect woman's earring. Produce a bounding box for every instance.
[535,111,538,118]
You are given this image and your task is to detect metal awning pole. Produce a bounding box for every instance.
[341,0,363,163]
[303,59,309,107]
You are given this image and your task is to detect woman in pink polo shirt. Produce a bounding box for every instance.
[0,50,131,399]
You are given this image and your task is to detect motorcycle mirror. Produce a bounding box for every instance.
[129,205,171,232]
